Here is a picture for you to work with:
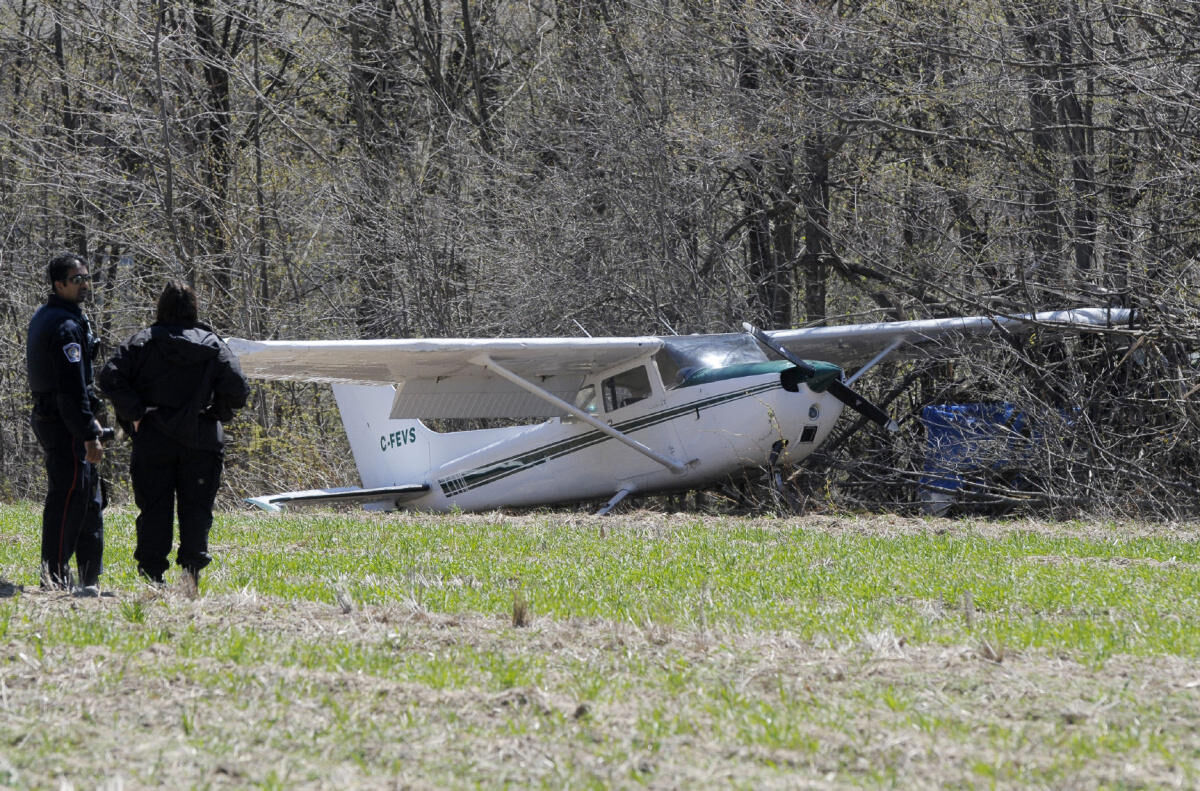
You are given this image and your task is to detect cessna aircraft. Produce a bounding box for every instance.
[228,308,1133,514]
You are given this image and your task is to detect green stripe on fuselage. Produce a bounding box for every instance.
[437,379,783,495]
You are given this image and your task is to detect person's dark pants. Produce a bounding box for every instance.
[130,424,222,582]
[32,417,104,588]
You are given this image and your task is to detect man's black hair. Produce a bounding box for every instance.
[156,280,199,326]
[47,253,86,285]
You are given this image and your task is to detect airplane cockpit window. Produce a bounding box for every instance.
[574,384,598,413]
[656,334,768,388]
[601,366,652,412]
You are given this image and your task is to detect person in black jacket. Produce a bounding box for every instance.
[98,281,250,590]
[26,253,107,593]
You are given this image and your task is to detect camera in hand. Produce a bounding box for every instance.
[99,426,117,441]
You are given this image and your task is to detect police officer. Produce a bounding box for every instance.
[98,281,249,590]
[26,253,106,593]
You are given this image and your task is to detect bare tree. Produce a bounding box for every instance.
[0,0,1196,513]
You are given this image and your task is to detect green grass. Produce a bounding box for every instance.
[148,508,1200,661]
[2,502,1200,788]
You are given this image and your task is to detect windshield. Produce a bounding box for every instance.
[655,334,769,388]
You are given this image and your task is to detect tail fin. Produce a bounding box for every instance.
[332,384,436,488]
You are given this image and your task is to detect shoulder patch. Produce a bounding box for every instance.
[63,342,82,363]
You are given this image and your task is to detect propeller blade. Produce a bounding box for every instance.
[744,323,899,433]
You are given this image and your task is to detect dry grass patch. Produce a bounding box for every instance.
[3,506,1200,788]
[2,582,1200,789]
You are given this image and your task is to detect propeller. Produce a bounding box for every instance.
[743,323,899,433]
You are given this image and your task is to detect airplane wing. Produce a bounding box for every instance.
[227,336,662,419]
[763,308,1135,370]
[230,309,1132,419]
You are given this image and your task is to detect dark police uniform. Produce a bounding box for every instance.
[26,294,105,588]
[98,322,249,582]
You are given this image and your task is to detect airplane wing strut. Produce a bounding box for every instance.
[844,338,906,386]
[471,354,694,475]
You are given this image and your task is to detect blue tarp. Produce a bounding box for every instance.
[918,403,1035,512]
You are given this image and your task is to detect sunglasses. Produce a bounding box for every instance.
[67,273,92,284]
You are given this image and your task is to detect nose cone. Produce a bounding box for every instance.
[790,391,845,453]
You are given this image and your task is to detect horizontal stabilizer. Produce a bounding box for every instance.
[245,484,430,512]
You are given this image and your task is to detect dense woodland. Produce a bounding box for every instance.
[1,0,1197,516]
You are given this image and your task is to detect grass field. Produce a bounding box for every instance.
[2,502,1200,789]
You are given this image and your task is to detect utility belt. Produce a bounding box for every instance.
[31,391,102,424]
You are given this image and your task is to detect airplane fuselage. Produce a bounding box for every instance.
[378,369,845,511]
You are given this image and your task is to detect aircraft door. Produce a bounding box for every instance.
[595,363,685,488]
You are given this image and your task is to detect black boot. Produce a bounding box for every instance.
[138,567,165,587]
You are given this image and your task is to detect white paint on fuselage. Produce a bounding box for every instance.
[396,372,845,512]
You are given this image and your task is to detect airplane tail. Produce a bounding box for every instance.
[332,383,437,488]
[248,382,540,512]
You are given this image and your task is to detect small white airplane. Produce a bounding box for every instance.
[228,308,1133,514]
